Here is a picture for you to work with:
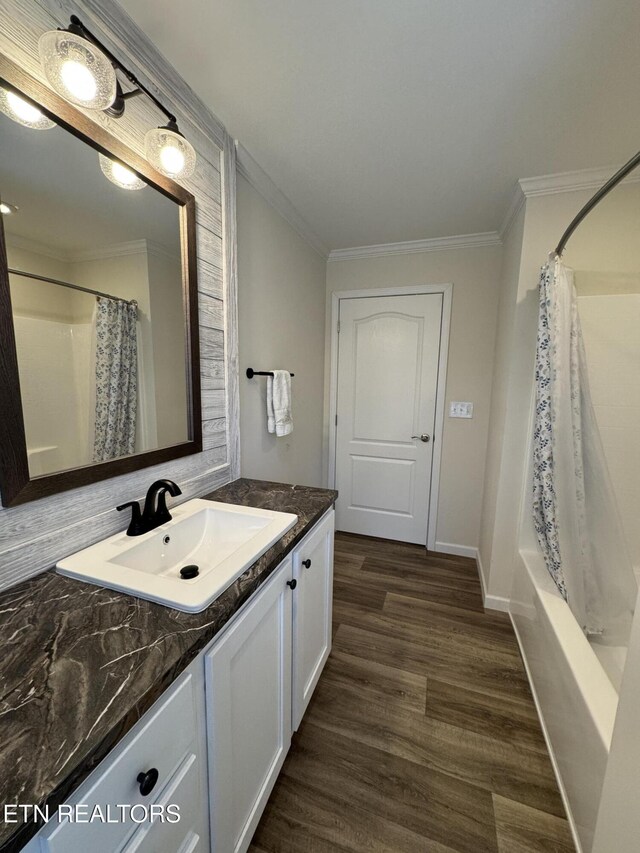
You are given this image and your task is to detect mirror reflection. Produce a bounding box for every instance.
[0,84,190,478]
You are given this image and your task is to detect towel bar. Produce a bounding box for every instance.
[246,368,294,378]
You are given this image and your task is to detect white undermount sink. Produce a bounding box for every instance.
[56,499,298,612]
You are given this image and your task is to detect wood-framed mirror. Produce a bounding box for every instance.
[0,53,201,507]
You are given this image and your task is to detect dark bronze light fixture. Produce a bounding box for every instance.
[37,15,197,180]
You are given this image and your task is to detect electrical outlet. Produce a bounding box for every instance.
[449,401,473,419]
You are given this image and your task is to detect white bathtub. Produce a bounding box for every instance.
[510,547,618,853]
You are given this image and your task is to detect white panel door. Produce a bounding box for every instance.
[205,559,292,853]
[335,293,443,544]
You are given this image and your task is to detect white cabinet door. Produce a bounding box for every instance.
[292,509,334,730]
[205,558,293,853]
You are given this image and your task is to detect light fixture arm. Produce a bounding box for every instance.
[66,15,177,124]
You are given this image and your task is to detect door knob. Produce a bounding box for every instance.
[411,434,431,443]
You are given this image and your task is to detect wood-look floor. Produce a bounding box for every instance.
[249,532,575,853]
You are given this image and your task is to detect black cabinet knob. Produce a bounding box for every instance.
[302,559,311,569]
[137,768,159,796]
[287,579,297,590]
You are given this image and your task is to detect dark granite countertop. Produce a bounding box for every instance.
[0,478,337,852]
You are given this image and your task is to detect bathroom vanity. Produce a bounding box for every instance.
[0,479,336,853]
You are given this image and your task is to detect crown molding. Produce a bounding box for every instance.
[5,233,71,264]
[327,231,501,262]
[71,239,149,262]
[6,232,181,265]
[72,239,179,263]
[519,164,640,198]
[499,162,640,241]
[235,142,329,259]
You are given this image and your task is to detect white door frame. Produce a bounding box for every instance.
[328,283,452,551]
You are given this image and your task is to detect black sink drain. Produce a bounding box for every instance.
[180,564,200,580]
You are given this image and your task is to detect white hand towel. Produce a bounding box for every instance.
[266,370,293,436]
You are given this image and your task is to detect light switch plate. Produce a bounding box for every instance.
[449,401,473,418]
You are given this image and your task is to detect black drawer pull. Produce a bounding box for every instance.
[287,579,297,590]
[302,559,311,569]
[137,768,159,796]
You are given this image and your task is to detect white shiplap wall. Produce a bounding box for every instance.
[0,0,240,589]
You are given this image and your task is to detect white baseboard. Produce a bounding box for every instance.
[509,615,584,853]
[434,541,477,559]
[434,543,511,612]
[475,549,511,613]
[483,593,510,613]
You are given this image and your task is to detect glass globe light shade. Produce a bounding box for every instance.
[99,154,146,191]
[0,88,56,129]
[145,125,196,179]
[38,30,117,110]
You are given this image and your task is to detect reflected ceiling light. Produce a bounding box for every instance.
[0,201,19,215]
[0,88,56,129]
[38,27,117,110]
[99,154,146,191]
[145,121,196,180]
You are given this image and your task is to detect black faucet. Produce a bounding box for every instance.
[117,480,182,536]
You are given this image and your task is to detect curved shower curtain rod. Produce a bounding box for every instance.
[556,148,640,256]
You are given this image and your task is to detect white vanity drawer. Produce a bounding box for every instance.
[40,671,198,853]
[123,752,206,853]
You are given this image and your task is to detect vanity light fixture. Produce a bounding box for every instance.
[38,28,117,110]
[98,154,146,191]
[0,88,56,129]
[145,121,196,180]
[37,15,197,181]
[0,201,19,215]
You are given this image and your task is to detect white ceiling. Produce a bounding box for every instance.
[119,0,640,251]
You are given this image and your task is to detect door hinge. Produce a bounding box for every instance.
[337,321,340,334]
[335,414,338,426]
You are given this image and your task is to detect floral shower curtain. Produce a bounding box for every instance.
[93,297,138,463]
[533,254,636,641]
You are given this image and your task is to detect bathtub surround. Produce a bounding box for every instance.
[577,284,640,573]
[532,258,635,641]
[480,175,640,605]
[479,174,640,851]
[0,479,336,853]
[0,0,238,590]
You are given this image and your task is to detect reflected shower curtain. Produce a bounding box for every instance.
[93,297,138,463]
[533,254,636,641]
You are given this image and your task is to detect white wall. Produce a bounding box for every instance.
[325,244,502,552]
[237,174,327,486]
[478,205,525,592]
